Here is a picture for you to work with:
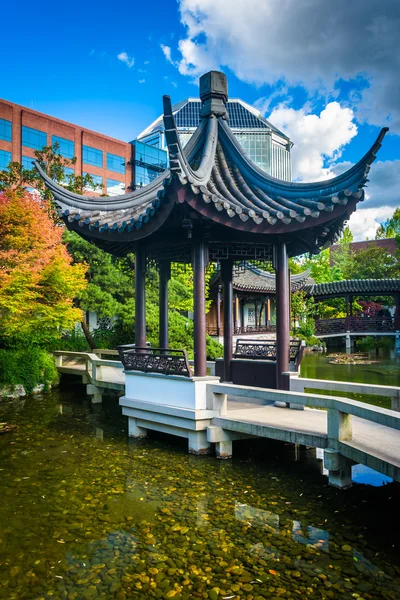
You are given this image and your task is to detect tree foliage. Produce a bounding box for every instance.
[0,191,87,347]
[0,143,100,201]
[376,208,400,239]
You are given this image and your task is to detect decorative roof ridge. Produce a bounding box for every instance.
[34,160,169,212]
[239,261,312,282]
[218,119,388,198]
[304,277,400,296]
[163,94,218,188]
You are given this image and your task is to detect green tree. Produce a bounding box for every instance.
[305,249,342,283]
[0,190,87,348]
[332,227,353,278]
[376,208,400,239]
[345,245,400,279]
[0,143,100,200]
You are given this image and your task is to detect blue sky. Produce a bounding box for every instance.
[1,0,399,239]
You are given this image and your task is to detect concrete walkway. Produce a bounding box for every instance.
[55,350,400,484]
[215,400,400,479]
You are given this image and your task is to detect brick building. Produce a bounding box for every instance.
[0,98,134,196]
[330,238,398,264]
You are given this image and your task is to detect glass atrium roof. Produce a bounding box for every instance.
[137,99,291,142]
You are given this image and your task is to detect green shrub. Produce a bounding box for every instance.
[57,329,91,352]
[206,335,223,360]
[356,336,394,352]
[0,348,59,394]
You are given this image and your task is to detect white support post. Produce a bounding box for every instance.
[215,440,233,459]
[86,383,102,404]
[212,392,228,416]
[128,418,147,438]
[328,408,352,441]
[55,354,63,368]
[324,448,353,489]
[392,390,400,412]
[188,431,211,455]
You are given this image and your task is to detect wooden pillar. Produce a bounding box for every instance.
[135,246,146,348]
[193,238,207,377]
[345,294,350,330]
[254,299,258,328]
[240,298,245,331]
[395,293,400,331]
[275,243,290,390]
[265,295,270,326]
[222,259,233,382]
[216,285,222,336]
[159,260,171,349]
[234,293,239,332]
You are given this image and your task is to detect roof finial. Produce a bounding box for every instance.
[199,71,228,119]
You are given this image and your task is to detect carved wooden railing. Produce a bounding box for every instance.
[206,325,276,336]
[315,318,347,335]
[233,339,303,368]
[315,316,394,336]
[116,346,192,378]
[349,316,394,332]
[235,324,277,335]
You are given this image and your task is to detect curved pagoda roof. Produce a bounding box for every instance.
[212,263,313,294]
[35,71,388,260]
[304,278,400,298]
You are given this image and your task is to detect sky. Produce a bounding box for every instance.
[1,0,399,240]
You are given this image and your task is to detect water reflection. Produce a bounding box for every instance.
[0,388,399,599]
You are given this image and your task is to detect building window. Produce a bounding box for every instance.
[22,156,36,171]
[22,126,47,150]
[83,172,103,192]
[52,135,74,159]
[0,118,12,142]
[107,178,124,196]
[107,152,125,174]
[0,149,12,170]
[62,166,75,181]
[133,140,168,188]
[83,145,103,168]
[135,165,159,187]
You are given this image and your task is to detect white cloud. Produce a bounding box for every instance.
[266,99,400,239]
[331,159,400,240]
[268,102,357,181]
[160,44,173,64]
[138,79,146,84]
[347,206,395,241]
[117,52,134,68]
[173,0,400,131]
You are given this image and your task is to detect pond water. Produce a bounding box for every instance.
[301,350,400,410]
[1,387,400,600]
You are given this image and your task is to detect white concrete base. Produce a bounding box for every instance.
[128,418,147,438]
[324,448,353,489]
[188,431,210,454]
[120,371,220,455]
[86,384,102,404]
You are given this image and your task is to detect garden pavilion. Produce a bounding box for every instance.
[36,71,387,390]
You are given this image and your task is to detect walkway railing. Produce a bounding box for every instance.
[53,351,124,392]
[290,374,400,412]
[315,316,394,336]
[208,381,400,483]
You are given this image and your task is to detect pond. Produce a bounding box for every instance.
[301,350,400,410]
[1,387,399,599]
